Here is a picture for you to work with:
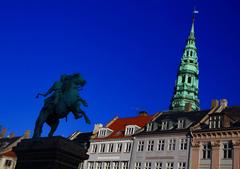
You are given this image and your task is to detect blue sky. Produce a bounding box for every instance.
[0,0,239,137]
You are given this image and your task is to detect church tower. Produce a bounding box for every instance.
[170,10,200,111]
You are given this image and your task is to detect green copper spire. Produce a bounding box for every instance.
[170,10,200,111]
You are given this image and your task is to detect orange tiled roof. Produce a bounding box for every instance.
[94,114,155,140]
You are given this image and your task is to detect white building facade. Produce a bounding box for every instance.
[83,112,155,169]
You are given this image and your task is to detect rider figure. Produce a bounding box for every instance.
[36,74,85,119]
[36,75,67,107]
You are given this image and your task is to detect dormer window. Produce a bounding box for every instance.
[146,122,154,131]
[161,121,168,130]
[98,128,112,138]
[125,125,137,136]
[125,127,134,135]
[98,129,107,137]
[209,115,223,129]
[178,119,185,129]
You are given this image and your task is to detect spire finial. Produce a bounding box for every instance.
[192,7,199,22]
[189,8,199,39]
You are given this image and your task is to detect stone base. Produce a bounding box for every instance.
[13,136,88,169]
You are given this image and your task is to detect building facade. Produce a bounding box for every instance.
[0,129,30,169]
[130,108,211,169]
[190,100,240,169]
[84,112,156,169]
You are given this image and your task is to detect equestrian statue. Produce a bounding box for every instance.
[33,73,90,138]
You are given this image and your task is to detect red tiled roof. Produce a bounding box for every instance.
[94,114,155,140]
[0,151,16,158]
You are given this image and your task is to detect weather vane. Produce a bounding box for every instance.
[192,7,199,21]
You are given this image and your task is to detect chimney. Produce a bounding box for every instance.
[0,128,7,138]
[211,100,219,109]
[139,111,148,116]
[23,130,31,139]
[93,124,103,134]
[185,103,192,112]
[9,132,15,138]
[220,99,228,108]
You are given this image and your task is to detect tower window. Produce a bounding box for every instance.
[190,60,193,63]
[182,76,186,83]
[190,51,193,56]
[186,51,189,56]
[188,77,191,83]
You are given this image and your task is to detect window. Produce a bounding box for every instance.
[155,162,162,169]
[147,140,154,151]
[96,162,102,169]
[87,162,94,169]
[182,75,186,83]
[137,141,144,152]
[5,160,12,167]
[190,60,194,63]
[104,162,110,169]
[187,77,191,83]
[113,162,120,169]
[209,115,223,129]
[186,51,189,56]
[202,143,211,159]
[124,142,132,152]
[91,144,98,153]
[223,142,233,159]
[125,126,135,135]
[107,143,114,153]
[161,121,168,130]
[147,123,154,131]
[178,119,185,129]
[157,139,165,151]
[190,51,193,56]
[116,143,122,152]
[98,129,107,137]
[179,139,188,150]
[135,162,141,169]
[168,139,176,151]
[145,162,152,169]
[177,162,186,169]
[99,144,105,153]
[122,162,128,169]
[166,162,174,169]
[79,162,84,169]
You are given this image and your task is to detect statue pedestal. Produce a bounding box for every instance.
[13,136,88,169]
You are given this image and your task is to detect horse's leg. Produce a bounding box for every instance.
[47,119,59,137]
[70,103,82,119]
[33,109,49,138]
[72,105,90,124]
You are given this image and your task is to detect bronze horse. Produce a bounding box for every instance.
[33,74,90,138]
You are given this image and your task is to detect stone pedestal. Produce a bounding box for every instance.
[13,136,89,169]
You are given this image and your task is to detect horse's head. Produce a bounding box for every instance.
[71,73,86,87]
